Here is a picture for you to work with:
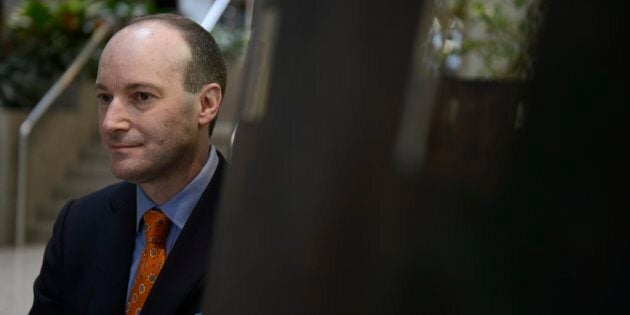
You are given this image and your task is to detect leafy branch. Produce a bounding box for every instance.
[424,0,545,79]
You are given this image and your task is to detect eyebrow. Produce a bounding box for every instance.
[94,82,107,91]
[94,82,164,93]
[125,83,164,93]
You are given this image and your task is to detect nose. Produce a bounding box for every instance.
[99,97,130,134]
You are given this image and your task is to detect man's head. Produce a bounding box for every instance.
[96,14,225,190]
[125,14,227,135]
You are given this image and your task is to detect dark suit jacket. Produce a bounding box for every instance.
[30,154,226,315]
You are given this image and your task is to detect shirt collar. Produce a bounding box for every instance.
[135,146,219,232]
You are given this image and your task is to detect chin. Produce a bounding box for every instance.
[110,164,144,183]
[110,169,135,182]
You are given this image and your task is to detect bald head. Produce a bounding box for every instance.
[123,14,227,96]
[99,22,191,91]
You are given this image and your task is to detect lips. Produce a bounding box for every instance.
[108,144,142,150]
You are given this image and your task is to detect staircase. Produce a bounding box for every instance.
[27,140,119,243]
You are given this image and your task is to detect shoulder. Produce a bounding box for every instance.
[71,181,133,207]
[47,181,136,258]
[60,181,134,224]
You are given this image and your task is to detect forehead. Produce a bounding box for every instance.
[97,22,191,87]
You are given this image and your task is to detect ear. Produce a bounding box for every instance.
[197,83,222,126]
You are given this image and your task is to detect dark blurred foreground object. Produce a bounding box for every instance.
[507,0,629,313]
[203,0,629,314]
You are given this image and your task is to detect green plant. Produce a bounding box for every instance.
[425,0,545,79]
[211,24,247,64]
[0,0,155,108]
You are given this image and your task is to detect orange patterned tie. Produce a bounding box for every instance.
[126,209,170,315]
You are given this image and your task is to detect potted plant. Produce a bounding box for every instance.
[0,0,158,109]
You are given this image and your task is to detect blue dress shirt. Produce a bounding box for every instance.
[126,146,219,299]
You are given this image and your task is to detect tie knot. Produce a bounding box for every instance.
[143,209,170,245]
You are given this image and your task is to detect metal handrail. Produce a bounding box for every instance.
[201,0,231,30]
[14,18,115,246]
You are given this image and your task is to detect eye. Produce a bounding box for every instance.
[97,93,112,105]
[133,92,154,102]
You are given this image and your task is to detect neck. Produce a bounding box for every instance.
[140,142,210,205]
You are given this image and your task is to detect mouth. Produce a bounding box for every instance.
[108,144,141,151]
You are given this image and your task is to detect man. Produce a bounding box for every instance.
[30,13,227,315]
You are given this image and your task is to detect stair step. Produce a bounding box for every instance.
[68,160,113,177]
[39,177,118,221]
[81,142,109,159]
[26,219,55,243]
[37,198,71,222]
[52,176,119,199]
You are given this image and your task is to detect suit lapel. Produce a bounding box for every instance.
[141,155,226,315]
[91,182,137,314]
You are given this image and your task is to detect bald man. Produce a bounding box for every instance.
[30,14,227,315]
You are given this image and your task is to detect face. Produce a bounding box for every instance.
[96,22,204,185]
